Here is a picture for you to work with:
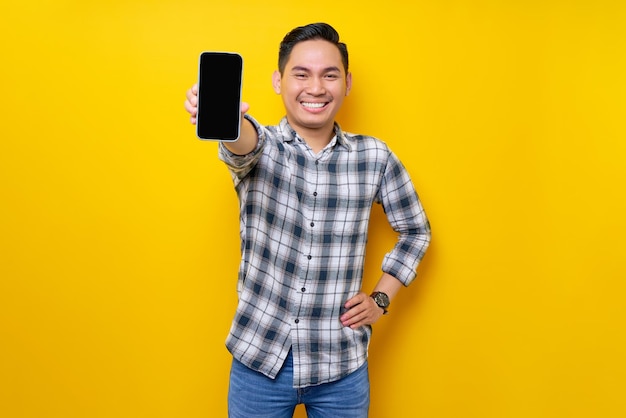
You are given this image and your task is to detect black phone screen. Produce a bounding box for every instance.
[196,52,243,141]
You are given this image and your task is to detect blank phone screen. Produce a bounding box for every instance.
[196,52,243,141]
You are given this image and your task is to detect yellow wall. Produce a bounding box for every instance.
[1,1,625,417]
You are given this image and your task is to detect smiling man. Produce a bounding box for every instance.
[184,23,431,418]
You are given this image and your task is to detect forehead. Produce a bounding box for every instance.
[285,39,344,71]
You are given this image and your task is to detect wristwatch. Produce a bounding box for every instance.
[370,291,390,315]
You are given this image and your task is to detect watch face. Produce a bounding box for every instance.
[374,292,390,308]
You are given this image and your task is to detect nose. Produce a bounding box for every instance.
[306,76,326,95]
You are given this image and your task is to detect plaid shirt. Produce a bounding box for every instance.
[218,116,431,388]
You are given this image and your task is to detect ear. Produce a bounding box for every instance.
[345,72,352,96]
[272,70,282,94]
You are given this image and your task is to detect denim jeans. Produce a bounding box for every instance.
[228,350,370,417]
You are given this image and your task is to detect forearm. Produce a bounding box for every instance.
[372,272,404,303]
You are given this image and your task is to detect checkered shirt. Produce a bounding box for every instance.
[218,116,431,388]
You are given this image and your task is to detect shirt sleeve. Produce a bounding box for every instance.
[378,151,431,286]
[218,114,266,187]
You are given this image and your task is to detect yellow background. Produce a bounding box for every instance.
[1,1,625,417]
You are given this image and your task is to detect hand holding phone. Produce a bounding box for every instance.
[196,52,243,141]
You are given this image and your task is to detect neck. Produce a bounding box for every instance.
[292,122,336,154]
[304,135,333,153]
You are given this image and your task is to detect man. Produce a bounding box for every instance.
[184,22,430,418]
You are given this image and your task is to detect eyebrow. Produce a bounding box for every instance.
[290,66,342,73]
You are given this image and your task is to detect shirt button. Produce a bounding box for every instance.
[315,160,319,165]
[301,287,306,292]
[310,222,315,227]
[307,255,312,260]
[313,192,318,197]
[295,319,300,324]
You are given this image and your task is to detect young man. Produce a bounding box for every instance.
[184,23,431,418]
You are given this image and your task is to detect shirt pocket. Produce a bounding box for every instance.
[330,184,374,238]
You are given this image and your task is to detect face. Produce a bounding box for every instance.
[272,39,352,139]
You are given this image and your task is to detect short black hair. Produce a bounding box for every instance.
[278,22,349,75]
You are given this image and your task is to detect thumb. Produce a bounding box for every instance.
[240,102,250,114]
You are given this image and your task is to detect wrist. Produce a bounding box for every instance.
[370,291,390,315]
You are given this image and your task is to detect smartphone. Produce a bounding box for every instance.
[196,52,243,141]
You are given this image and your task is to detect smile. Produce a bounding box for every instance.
[301,102,328,109]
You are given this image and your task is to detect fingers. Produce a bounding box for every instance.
[184,84,247,126]
[184,84,198,124]
[186,83,198,106]
[184,98,197,115]
[340,293,383,329]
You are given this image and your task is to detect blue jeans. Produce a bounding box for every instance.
[228,350,370,417]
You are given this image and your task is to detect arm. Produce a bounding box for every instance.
[341,151,431,329]
[184,83,258,155]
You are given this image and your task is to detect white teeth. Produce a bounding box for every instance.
[302,102,325,108]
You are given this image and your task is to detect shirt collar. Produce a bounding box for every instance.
[278,117,352,152]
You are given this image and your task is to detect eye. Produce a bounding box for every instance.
[325,73,340,80]
[294,73,308,79]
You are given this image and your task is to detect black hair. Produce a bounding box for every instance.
[278,22,349,75]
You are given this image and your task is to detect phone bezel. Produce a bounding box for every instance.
[196,51,243,142]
